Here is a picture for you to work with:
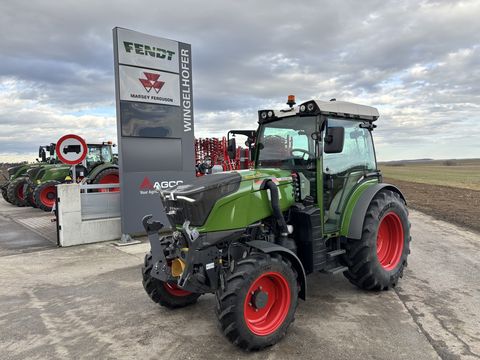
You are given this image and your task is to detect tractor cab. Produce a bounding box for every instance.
[256,97,379,234]
[85,142,114,171]
[37,143,57,164]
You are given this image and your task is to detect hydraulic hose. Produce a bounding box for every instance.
[264,180,289,238]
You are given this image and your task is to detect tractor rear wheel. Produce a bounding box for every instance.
[7,177,28,206]
[142,253,201,308]
[344,189,410,290]
[2,185,10,203]
[215,253,298,351]
[33,180,60,211]
[92,168,119,192]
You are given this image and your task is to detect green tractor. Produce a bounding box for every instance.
[28,142,119,211]
[141,98,411,350]
[2,144,57,206]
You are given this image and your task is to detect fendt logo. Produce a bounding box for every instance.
[139,176,183,195]
[139,72,165,93]
[123,41,175,61]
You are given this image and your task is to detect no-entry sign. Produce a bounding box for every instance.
[56,134,87,165]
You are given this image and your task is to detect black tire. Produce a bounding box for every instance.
[33,180,60,211]
[7,177,28,206]
[142,253,201,309]
[344,189,411,291]
[25,183,36,207]
[215,253,298,351]
[1,184,10,203]
[91,168,119,192]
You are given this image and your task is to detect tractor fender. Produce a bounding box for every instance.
[246,240,307,300]
[347,183,406,240]
[88,164,118,181]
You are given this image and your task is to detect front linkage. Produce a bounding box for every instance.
[143,215,221,294]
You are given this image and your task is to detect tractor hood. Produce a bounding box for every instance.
[161,169,293,228]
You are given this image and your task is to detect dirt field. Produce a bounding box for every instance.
[384,177,480,233]
[380,159,480,233]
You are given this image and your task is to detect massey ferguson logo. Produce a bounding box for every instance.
[139,72,165,93]
[139,176,183,195]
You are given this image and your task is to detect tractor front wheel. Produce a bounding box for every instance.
[344,189,411,290]
[142,253,201,308]
[33,180,60,211]
[215,253,298,351]
[25,183,37,207]
[6,177,28,207]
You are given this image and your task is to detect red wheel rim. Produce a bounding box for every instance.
[40,186,56,207]
[163,282,192,297]
[243,271,291,336]
[98,174,119,192]
[377,212,404,270]
[16,184,25,201]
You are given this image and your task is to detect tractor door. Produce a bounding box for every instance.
[322,118,377,233]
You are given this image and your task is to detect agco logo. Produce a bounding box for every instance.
[139,72,165,93]
[139,177,183,195]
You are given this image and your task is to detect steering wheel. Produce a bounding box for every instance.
[290,148,315,160]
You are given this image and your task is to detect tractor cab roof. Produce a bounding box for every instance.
[258,99,379,124]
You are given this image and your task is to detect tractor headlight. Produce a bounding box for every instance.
[307,102,315,111]
[267,110,273,118]
[300,104,306,112]
[260,111,267,120]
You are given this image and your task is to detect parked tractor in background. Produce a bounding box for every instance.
[29,142,119,211]
[141,97,411,350]
[2,144,57,206]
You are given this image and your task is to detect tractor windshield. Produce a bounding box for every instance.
[256,116,317,170]
[86,145,113,166]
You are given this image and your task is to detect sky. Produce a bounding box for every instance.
[0,0,479,162]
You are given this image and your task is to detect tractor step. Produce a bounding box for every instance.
[327,249,346,258]
[325,266,348,275]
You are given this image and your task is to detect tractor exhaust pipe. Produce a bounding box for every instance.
[264,180,296,252]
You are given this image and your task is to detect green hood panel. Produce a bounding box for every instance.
[166,168,294,233]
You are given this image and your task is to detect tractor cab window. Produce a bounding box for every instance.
[323,118,377,232]
[86,145,112,168]
[257,115,318,199]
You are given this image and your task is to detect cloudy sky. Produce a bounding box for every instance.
[0,0,479,162]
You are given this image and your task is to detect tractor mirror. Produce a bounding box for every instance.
[324,127,344,154]
[227,138,236,160]
[49,143,55,156]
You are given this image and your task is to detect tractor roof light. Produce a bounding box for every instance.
[287,95,296,108]
[258,110,276,123]
[299,101,318,116]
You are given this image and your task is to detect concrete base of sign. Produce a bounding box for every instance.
[57,184,122,247]
[114,234,141,247]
